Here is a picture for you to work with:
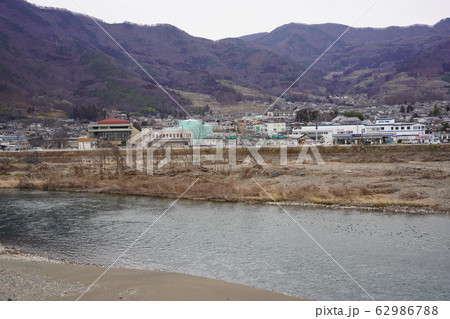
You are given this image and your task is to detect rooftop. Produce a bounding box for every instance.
[96,118,131,125]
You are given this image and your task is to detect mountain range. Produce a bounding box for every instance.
[0,0,449,120]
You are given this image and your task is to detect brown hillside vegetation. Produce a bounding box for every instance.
[0,0,449,120]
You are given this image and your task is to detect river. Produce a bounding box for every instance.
[0,189,448,300]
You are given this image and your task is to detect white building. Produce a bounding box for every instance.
[291,119,427,145]
[147,128,193,147]
[77,138,97,150]
[368,119,426,139]
[291,124,360,145]
[266,111,294,120]
[266,122,286,135]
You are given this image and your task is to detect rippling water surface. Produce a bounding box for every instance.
[0,189,449,300]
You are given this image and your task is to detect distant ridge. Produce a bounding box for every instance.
[0,0,449,121]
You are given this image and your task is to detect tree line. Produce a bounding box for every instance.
[72,105,106,121]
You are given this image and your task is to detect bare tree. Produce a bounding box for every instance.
[53,128,69,149]
[96,141,125,176]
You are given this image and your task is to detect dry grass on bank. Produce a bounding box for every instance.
[1,144,449,213]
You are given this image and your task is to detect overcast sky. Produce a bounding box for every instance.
[26,0,450,40]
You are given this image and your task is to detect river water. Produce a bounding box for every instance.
[0,189,448,300]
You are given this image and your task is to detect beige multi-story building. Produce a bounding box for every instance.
[88,118,140,143]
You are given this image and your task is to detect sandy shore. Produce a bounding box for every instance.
[0,247,301,301]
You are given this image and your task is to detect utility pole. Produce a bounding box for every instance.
[315,122,318,143]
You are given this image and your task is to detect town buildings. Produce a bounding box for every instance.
[1,97,448,151]
[0,135,30,151]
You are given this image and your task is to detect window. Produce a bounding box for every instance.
[401,127,405,130]
[381,127,384,130]
[395,127,399,130]
[391,127,394,130]
[407,126,410,130]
